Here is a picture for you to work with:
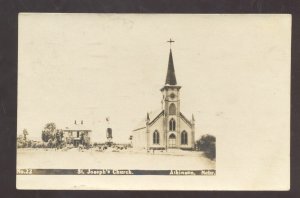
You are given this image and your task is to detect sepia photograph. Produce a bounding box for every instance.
[16,13,290,190]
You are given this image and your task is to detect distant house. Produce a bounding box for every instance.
[63,120,92,147]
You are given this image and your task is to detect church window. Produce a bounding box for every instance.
[169,118,176,131]
[153,131,160,144]
[169,103,176,115]
[181,131,188,145]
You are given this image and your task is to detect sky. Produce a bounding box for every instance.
[18,14,290,146]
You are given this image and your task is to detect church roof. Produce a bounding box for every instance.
[133,110,193,132]
[179,112,193,127]
[133,110,164,131]
[165,49,177,85]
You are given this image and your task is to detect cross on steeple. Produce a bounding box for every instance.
[167,38,175,49]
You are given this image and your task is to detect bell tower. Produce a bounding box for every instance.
[161,40,182,149]
[161,49,181,112]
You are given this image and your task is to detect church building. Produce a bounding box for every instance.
[132,46,195,150]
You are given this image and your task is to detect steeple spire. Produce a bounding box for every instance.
[165,49,177,85]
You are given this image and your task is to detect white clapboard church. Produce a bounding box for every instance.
[132,44,195,150]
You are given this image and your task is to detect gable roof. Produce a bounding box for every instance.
[149,110,164,126]
[63,123,92,131]
[133,110,193,132]
[133,109,164,131]
[180,112,192,127]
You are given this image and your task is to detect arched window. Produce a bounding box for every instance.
[153,131,160,144]
[169,103,176,115]
[169,118,176,131]
[181,131,188,145]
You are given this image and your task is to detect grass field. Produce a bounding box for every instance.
[17,148,215,170]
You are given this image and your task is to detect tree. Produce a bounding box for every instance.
[44,122,56,133]
[41,122,67,149]
[83,135,90,148]
[23,129,28,141]
[55,129,64,149]
[17,134,25,148]
[196,134,216,160]
[42,130,51,142]
[41,122,56,143]
[47,139,53,148]
[80,132,91,149]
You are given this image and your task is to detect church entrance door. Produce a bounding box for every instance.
[168,134,176,148]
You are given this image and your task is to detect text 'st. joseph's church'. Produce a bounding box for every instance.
[132,46,195,150]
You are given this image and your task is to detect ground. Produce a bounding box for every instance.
[17,148,215,170]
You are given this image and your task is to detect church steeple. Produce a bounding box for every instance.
[161,39,181,92]
[165,49,177,85]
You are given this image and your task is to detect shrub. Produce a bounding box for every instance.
[196,134,216,160]
[47,139,53,148]
[32,143,36,148]
[27,140,32,148]
[17,142,23,148]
